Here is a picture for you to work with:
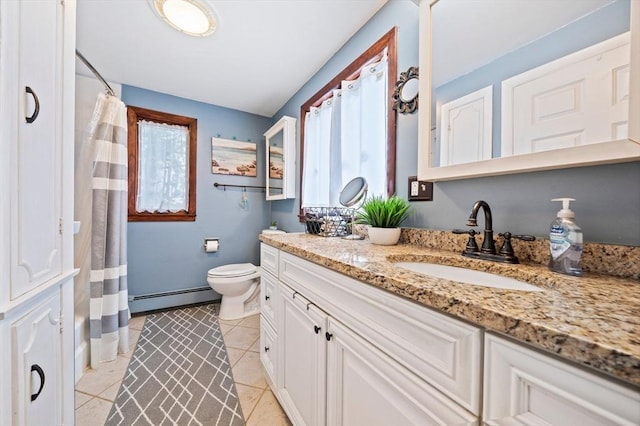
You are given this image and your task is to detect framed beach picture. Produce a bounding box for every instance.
[211,137,257,177]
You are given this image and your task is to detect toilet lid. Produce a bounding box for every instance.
[207,263,257,278]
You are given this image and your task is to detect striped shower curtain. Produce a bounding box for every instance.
[88,93,129,368]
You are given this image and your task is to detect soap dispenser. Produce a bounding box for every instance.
[549,198,583,277]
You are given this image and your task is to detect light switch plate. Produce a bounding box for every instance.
[407,176,433,201]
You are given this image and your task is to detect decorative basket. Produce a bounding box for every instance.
[302,207,355,237]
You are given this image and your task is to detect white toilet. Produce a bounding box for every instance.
[207,263,261,320]
[207,229,286,320]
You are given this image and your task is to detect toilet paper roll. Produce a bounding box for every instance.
[205,240,219,252]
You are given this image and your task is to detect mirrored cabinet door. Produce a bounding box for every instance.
[265,116,296,200]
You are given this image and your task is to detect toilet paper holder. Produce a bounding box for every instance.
[204,238,220,252]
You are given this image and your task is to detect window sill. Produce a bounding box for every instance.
[128,212,196,222]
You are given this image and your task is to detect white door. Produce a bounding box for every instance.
[439,86,493,166]
[8,0,64,299]
[278,284,327,426]
[11,292,62,426]
[502,33,630,156]
[326,318,477,426]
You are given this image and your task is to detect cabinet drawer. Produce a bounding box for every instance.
[484,334,640,426]
[260,243,279,277]
[260,318,278,390]
[260,270,278,329]
[279,251,482,415]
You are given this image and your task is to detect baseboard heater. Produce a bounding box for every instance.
[129,286,212,301]
[128,286,219,314]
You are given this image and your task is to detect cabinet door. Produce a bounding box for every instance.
[11,292,62,425]
[326,318,477,426]
[278,284,327,426]
[484,334,640,426]
[7,0,65,299]
[260,317,278,390]
[260,269,278,329]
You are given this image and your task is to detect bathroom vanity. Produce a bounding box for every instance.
[259,233,640,425]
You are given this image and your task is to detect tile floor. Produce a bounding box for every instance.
[75,309,291,425]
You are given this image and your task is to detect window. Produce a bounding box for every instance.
[127,106,197,221]
[300,27,397,210]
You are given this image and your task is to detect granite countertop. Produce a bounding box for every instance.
[259,232,640,387]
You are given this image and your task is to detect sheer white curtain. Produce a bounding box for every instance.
[341,58,388,197]
[302,90,342,207]
[136,120,189,212]
[302,56,388,207]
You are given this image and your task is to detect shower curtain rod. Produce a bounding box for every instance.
[75,50,116,96]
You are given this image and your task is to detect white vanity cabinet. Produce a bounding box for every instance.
[0,0,76,424]
[484,334,640,426]
[259,244,479,425]
[261,243,640,425]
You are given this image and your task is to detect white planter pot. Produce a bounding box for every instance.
[367,226,401,245]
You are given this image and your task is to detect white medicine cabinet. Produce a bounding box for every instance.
[264,115,296,200]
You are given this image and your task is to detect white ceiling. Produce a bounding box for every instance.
[76,0,388,117]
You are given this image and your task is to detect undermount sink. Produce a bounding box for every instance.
[394,262,544,292]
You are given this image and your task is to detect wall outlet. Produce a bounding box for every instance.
[410,181,419,196]
[407,176,433,201]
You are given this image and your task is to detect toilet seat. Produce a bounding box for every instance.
[207,263,257,278]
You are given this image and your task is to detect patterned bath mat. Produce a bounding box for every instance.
[105,304,244,426]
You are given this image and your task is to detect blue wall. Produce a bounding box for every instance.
[270,0,640,245]
[122,86,272,302]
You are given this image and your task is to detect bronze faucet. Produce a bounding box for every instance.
[467,200,496,254]
[452,200,535,264]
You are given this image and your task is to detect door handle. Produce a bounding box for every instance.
[25,86,40,124]
[314,325,321,334]
[30,364,45,402]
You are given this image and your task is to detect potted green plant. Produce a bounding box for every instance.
[269,220,278,230]
[356,195,411,245]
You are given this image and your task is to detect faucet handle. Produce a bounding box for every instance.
[498,232,536,257]
[498,232,515,256]
[452,229,480,252]
[452,228,477,235]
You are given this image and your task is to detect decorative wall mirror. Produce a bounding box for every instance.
[392,66,419,114]
[417,0,640,181]
[264,115,296,200]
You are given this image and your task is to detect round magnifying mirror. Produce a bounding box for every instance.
[340,177,368,207]
[339,177,368,239]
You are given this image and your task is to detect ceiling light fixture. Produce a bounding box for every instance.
[151,0,217,37]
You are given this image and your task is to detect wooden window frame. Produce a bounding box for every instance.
[127,105,197,222]
[299,27,398,219]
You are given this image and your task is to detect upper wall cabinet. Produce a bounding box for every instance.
[417,0,640,181]
[265,116,296,200]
